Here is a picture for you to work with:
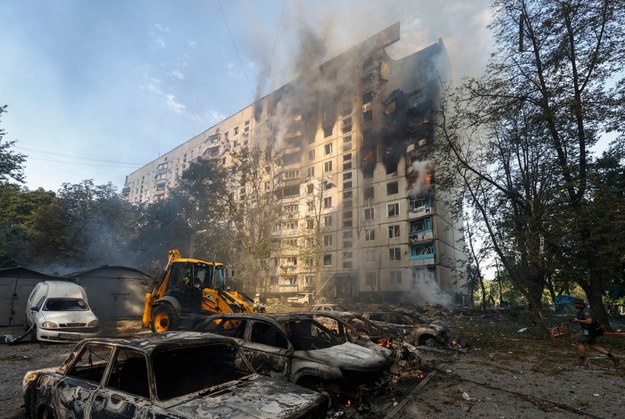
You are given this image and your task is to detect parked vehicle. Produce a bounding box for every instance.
[196,313,391,400]
[308,311,421,374]
[287,293,315,305]
[362,310,450,347]
[22,332,328,419]
[309,303,349,312]
[142,249,255,333]
[25,281,100,343]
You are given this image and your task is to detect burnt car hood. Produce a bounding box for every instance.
[294,342,389,371]
[165,374,326,418]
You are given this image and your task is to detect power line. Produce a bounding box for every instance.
[267,0,287,95]
[217,0,254,97]
[14,145,144,168]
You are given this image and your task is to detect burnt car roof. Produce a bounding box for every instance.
[73,331,237,353]
[203,312,322,323]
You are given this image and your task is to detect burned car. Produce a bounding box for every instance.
[308,311,421,374]
[362,311,450,347]
[196,313,391,401]
[309,303,349,312]
[22,332,328,419]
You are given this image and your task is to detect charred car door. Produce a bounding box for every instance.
[54,343,113,418]
[243,319,291,379]
[89,348,151,418]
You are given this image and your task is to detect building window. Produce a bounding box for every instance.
[343,240,352,248]
[285,169,300,179]
[390,271,402,284]
[324,235,332,246]
[410,216,432,233]
[306,219,314,229]
[389,248,401,261]
[364,186,374,200]
[387,202,400,217]
[343,172,352,180]
[343,219,353,228]
[307,166,315,177]
[364,207,375,220]
[365,228,375,241]
[343,190,352,200]
[388,225,400,238]
[324,143,333,155]
[343,137,352,152]
[365,249,376,263]
[304,276,313,286]
[410,242,435,259]
[307,183,314,193]
[343,153,352,162]
[387,181,398,195]
[308,150,315,160]
[323,254,332,266]
[323,197,332,208]
[363,110,372,122]
[362,91,373,104]
[409,196,432,211]
[343,231,353,239]
[343,162,352,170]
[365,271,377,285]
[307,202,314,212]
[343,181,352,189]
[324,215,332,227]
[324,161,333,172]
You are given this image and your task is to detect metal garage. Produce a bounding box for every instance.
[73,266,154,321]
[0,267,69,327]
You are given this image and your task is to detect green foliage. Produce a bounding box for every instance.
[27,181,134,268]
[0,105,26,185]
[437,0,625,322]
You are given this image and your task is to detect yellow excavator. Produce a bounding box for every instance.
[142,250,258,332]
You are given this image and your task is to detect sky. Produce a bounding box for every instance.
[0,0,494,193]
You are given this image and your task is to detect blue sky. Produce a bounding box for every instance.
[0,0,493,192]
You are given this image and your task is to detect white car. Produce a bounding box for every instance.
[25,281,101,343]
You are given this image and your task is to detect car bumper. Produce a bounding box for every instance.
[36,327,101,343]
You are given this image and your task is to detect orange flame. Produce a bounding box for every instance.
[377,337,393,348]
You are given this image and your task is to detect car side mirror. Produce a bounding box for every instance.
[30,306,39,312]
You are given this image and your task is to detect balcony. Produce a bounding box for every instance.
[408,206,432,219]
[408,230,434,243]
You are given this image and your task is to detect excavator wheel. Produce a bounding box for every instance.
[151,304,177,333]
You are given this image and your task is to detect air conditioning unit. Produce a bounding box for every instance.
[425,208,431,214]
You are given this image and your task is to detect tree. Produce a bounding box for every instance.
[224,147,281,293]
[0,186,56,267]
[0,105,26,185]
[27,180,139,270]
[436,0,625,326]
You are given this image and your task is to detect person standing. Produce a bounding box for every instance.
[572,297,619,367]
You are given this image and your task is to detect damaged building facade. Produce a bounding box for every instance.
[122,23,467,306]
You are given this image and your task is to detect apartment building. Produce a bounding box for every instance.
[122,23,467,306]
